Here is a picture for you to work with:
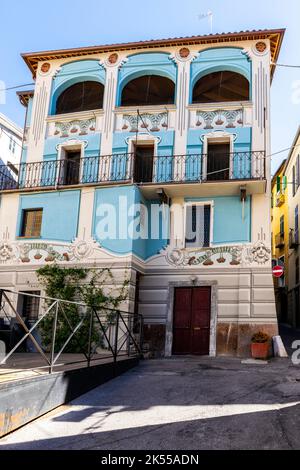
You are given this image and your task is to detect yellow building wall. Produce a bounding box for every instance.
[271,169,289,285]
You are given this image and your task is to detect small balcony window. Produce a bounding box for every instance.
[20,209,43,238]
[206,143,231,181]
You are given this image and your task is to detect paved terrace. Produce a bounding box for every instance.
[1,355,300,450]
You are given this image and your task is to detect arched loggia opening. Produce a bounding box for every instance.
[192,71,250,103]
[55,81,104,114]
[120,75,175,107]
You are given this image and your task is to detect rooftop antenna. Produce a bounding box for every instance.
[198,10,213,34]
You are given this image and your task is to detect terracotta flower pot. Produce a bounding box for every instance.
[251,342,269,360]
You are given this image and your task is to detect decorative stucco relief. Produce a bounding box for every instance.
[53,118,96,138]
[0,238,102,265]
[163,241,271,268]
[195,109,244,129]
[122,112,168,132]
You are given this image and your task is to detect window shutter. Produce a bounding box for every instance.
[293,166,296,196]
[283,176,287,191]
[185,205,211,248]
[276,176,281,193]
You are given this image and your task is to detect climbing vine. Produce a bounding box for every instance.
[37,264,129,353]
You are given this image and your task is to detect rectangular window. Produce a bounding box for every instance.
[185,204,211,248]
[293,166,296,197]
[20,209,43,238]
[9,137,16,154]
[207,143,230,181]
[297,155,300,189]
[20,291,40,321]
[295,205,299,244]
[280,215,284,237]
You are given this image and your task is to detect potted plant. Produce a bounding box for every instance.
[251,332,270,359]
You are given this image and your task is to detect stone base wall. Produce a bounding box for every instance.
[216,322,278,357]
[143,322,278,358]
[143,324,166,358]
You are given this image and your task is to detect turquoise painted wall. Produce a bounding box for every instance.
[190,47,252,102]
[17,190,81,242]
[185,196,251,244]
[49,59,106,115]
[117,52,177,106]
[92,185,168,259]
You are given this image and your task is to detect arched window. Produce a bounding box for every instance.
[192,71,250,104]
[120,75,175,107]
[55,81,104,114]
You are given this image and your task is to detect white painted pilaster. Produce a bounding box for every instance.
[99,55,128,156]
[25,64,56,163]
[170,51,198,156]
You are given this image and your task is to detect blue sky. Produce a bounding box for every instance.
[0,0,299,172]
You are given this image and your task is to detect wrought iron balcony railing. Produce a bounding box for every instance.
[0,151,266,191]
[275,233,285,249]
[289,229,300,250]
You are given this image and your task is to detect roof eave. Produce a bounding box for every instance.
[21,29,286,79]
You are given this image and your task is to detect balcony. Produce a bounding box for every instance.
[276,192,285,207]
[275,233,285,249]
[0,151,266,197]
[289,229,300,250]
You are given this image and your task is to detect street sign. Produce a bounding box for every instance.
[273,265,284,278]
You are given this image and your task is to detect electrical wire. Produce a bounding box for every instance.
[0,83,34,92]
[271,62,300,69]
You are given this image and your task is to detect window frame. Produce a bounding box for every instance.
[192,70,250,104]
[295,205,299,244]
[184,201,214,249]
[20,208,43,238]
[120,74,176,107]
[55,80,105,115]
[280,215,285,237]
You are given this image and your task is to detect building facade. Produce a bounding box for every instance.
[271,160,289,322]
[284,127,300,328]
[0,30,285,357]
[0,113,23,184]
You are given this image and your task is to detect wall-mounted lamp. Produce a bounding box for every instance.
[190,275,198,285]
[156,188,169,205]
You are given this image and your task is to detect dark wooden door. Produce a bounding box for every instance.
[64,151,81,185]
[172,287,211,355]
[134,146,154,183]
[207,143,230,181]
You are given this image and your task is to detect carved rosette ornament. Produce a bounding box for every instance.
[0,242,13,263]
[108,53,118,64]
[179,47,190,58]
[40,62,51,74]
[165,248,189,267]
[69,238,99,260]
[255,42,267,53]
[248,241,271,265]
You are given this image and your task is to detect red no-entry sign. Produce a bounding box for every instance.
[273,265,284,278]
